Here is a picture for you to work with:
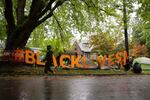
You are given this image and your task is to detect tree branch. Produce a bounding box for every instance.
[4,0,15,34]
[37,0,56,19]
[28,0,45,20]
[53,14,64,39]
[16,0,26,24]
[21,0,46,31]
[36,0,65,26]
[81,0,112,16]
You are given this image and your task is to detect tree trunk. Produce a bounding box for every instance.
[5,24,35,50]
[4,0,64,50]
[123,0,129,57]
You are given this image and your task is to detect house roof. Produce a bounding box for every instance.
[73,40,93,53]
[79,42,92,52]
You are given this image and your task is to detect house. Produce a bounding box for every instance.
[63,40,98,69]
[73,41,93,58]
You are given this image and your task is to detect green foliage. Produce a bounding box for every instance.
[1,0,148,54]
[132,22,150,51]
[0,0,6,41]
[26,23,46,48]
[90,32,115,54]
[131,0,150,56]
[26,0,120,53]
[138,0,150,21]
[27,21,73,55]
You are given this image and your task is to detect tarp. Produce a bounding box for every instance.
[133,57,150,70]
[133,57,150,65]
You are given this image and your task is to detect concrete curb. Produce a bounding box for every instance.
[0,73,149,77]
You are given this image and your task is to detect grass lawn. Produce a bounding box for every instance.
[141,64,150,70]
[140,64,150,74]
[0,65,150,76]
[142,70,150,74]
[52,69,127,75]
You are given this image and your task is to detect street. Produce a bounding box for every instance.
[0,75,150,100]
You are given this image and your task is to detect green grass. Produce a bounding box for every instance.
[0,65,150,76]
[142,70,150,74]
[52,69,126,75]
[138,64,150,74]
[141,64,150,70]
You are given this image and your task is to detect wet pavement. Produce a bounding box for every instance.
[0,75,150,100]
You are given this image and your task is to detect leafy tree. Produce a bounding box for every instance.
[1,0,118,50]
[26,23,46,48]
[131,44,148,57]
[0,1,6,42]
[132,22,150,56]
[131,0,150,56]
[89,32,115,54]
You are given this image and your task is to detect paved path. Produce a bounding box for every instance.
[0,75,150,100]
